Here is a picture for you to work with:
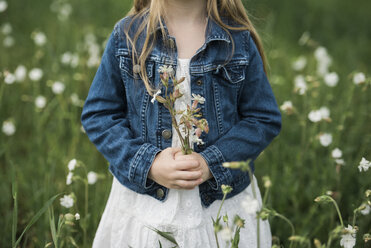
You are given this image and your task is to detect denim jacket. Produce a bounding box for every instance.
[81,14,282,208]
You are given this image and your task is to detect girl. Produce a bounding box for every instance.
[81,0,282,247]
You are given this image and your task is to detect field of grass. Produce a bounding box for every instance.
[1,0,370,247]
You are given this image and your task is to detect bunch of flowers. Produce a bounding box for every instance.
[151,65,209,155]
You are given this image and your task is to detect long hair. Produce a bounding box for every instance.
[124,0,268,96]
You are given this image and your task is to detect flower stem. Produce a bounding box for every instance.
[214,193,228,248]
[329,197,344,228]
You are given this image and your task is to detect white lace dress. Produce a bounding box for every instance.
[92,58,272,248]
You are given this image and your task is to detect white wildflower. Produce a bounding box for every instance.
[3,36,14,47]
[358,157,371,172]
[335,159,345,166]
[80,125,86,133]
[2,120,15,136]
[68,159,77,171]
[292,56,307,71]
[32,31,47,46]
[15,65,27,82]
[57,3,72,21]
[35,95,47,109]
[60,195,74,208]
[319,106,330,119]
[294,75,307,95]
[280,101,293,113]
[1,23,12,35]
[324,72,339,87]
[87,171,98,185]
[219,227,233,241]
[151,89,162,104]
[52,81,65,94]
[340,225,356,248]
[241,195,260,215]
[28,68,43,81]
[314,47,332,76]
[191,93,205,104]
[191,133,204,146]
[66,171,73,185]
[353,72,366,85]
[158,65,174,75]
[4,72,15,84]
[331,148,342,159]
[75,213,80,220]
[319,133,332,147]
[360,204,370,215]
[61,52,79,68]
[0,0,8,12]
[308,110,322,122]
[70,93,83,107]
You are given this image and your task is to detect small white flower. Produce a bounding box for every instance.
[292,56,307,71]
[70,93,83,107]
[1,23,12,35]
[294,75,307,95]
[68,159,77,171]
[66,171,73,185]
[3,36,14,47]
[191,133,204,146]
[219,227,233,241]
[32,31,47,46]
[75,213,80,220]
[28,68,43,81]
[319,133,332,147]
[335,159,345,166]
[191,93,205,104]
[2,120,16,136]
[298,31,310,46]
[52,81,65,94]
[308,110,322,122]
[319,106,330,119]
[60,195,74,208]
[151,89,161,104]
[80,125,86,133]
[331,148,342,159]
[0,1,8,13]
[324,72,339,87]
[15,65,27,82]
[35,95,47,109]
[158,65,174,74]
[358,157,371,172]
[353,72,366,85]
[340,225,356,248]
[280,101,293,113]
[360,203,371,215]
[314,47,332,76]
[87,171,98,185]
[4,72,15,84]
[241,195,260,215]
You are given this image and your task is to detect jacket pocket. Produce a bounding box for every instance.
[213,60,248,87]
[117,49,154,80]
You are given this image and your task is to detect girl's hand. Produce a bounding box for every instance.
[148,147,203,189]
[174,150,213,183]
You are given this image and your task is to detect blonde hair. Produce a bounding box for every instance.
[124,0,268,96]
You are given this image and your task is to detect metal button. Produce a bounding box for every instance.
[162,129,172,139]
[156,188,165,198]
[168,39,175,49]
[133,64,141,74]
[197,80,203,86]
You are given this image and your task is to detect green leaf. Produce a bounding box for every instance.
[11,160,17,248]
[231,227,241,248]
[13,193,64,248]
[145,225,179,246]
[159,240,162,248]
[48,206,58,248]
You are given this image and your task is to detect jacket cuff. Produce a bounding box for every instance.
[129,143,162,190]
[200,145,233,190]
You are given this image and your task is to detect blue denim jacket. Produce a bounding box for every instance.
[81,15,282,208]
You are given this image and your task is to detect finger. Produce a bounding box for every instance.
[173,170,202,180]
[174,179,203,189]
[174,154,196,161]
[174,160,200,170]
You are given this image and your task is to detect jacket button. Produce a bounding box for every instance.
[197,80,203,86]
[162,129,172,139]
[156,188,165,198]
[133,64,141,74]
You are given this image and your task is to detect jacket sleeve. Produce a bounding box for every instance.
[200,31,282,191]
[81,25,161,193]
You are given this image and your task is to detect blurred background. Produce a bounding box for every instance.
[1,0,370,247]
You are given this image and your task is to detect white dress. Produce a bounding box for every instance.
[92,58,272,248]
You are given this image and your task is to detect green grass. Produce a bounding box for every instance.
[1,0,370,247]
